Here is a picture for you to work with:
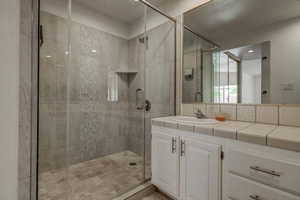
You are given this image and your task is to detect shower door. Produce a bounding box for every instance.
[37,0,175,199]
[144,6,176,180]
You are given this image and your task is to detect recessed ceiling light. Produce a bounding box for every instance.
[248,50,254,53]
[65,51,69,55]
[46,55,52,58]
[91,49,97,53]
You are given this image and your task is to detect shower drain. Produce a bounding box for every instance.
[129,162,137,166]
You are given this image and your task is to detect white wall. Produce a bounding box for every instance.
[220,17,300,104]
[0,0,20,199]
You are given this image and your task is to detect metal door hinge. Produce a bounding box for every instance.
[221,151,224,160]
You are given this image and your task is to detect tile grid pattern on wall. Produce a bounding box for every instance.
[182,103,300,127]
[38,11,175,172]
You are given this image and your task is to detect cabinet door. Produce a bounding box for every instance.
[180,138,221,200]
[152,131,180,198]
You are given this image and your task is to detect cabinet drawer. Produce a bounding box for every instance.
[226,173,300,200]
[227,148,300,195]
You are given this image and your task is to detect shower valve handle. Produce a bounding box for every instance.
[145,100,151,112]
[136,88,144,110]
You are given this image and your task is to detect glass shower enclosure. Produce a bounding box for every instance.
[37,0,176,199]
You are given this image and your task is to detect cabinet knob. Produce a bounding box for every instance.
[181,140,185,156]
[171,137,176,153]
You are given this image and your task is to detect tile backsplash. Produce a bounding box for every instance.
[181,103,300,127]
[279,105,300,127]
[220,104,236,120]
[206,104,220,118]
[237,105,256,122]
[256,105,279,125]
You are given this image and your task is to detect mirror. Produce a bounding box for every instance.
[182,0,300,104]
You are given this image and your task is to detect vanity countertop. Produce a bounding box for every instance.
[152,116,300,152]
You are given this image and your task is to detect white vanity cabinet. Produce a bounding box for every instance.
[151,123,300,200]
[180,137,221,200]
[151,127,222,200]
[224,142,300,200]
[152,131,180,198]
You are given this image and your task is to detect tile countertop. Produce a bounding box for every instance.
[152,116,300,152]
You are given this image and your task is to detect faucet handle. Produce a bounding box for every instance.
[195,109,202,114]
[194,109,205,118]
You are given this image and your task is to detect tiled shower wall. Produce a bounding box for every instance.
[39,11,132,171]
[39,11,175,171]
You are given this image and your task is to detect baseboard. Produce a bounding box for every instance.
[113,182,155,200]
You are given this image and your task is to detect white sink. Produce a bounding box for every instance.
[169,116,218,125]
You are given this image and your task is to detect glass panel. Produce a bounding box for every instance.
[228,58,238,103]
[38,0,177,199]
[182,29,215,104]
[183,29,201,103]
[38,0,71,199]
[202,51,214,103]
[213,51,221,103]
[144,6,176,179]
[67,1,147,199]
[218,53,229,103]
[214,52,238,104]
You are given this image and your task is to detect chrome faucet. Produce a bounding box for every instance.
[194,109,206,119]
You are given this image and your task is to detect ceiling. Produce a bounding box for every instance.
[184,0,300,46]
[74,0,171,24]
[219,42,263,73]
[227,43,262,60]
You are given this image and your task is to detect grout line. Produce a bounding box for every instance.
[254,105,257,123]
[235,104,238,121]
[277,105,280,126]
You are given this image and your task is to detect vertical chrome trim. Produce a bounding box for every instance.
[139,0,176,22]
[34,0,40,199]
[139,0,220,48]
[183,25,219,48]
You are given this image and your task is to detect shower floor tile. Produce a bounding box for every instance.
[39,151,150,200]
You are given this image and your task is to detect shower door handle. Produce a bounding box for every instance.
[135,89,151,111]
[39,25,44,47]
[136,88,144,110]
